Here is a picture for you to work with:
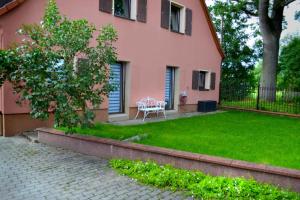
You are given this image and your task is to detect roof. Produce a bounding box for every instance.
[0,0,25,16]
[199,0,225,59]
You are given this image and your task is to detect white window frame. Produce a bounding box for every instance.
[198,69,211,90]
[170,1,186,34]
[112,0,137,20]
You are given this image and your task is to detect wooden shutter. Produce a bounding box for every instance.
[192,71,199,90]
[161,0,170,29]
[210,72,216,90]
[185,8,192,36]
[137,0,147,23]
[99,0,112,14]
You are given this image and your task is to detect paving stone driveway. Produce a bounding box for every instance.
[0,136,189,200]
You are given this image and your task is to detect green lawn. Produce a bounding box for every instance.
[60,111,300,170]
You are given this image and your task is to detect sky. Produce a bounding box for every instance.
[283,0,300,37]
[205,0,300,38]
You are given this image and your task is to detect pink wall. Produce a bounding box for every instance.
[0,0,222,114]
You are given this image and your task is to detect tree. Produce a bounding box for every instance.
[230,0,297,100]
[209,1,261,90]
[0,49,20,86]
[1,0,118,131]
[278,36,300,89]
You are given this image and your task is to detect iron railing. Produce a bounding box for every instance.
[220,84,300,115]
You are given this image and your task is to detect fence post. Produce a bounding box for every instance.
[256,83,260,110]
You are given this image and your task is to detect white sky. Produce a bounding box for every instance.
[283,0,300,37]
[205,0,300,38]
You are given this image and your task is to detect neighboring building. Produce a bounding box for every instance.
[0,0,224,137]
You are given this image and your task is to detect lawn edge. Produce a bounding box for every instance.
[37,127,300,193]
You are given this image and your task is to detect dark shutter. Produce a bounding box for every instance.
[185,8,192,36]
[161,0,170,29]
[192,71,199,90]
[210,72,216,90]
[137,0,147,23]
[99,0,112,14]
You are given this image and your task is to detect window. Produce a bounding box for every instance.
[114,0,131,19]
[192,70,216,91]
[99,0,141,21]
[199,71,206,90]
[170,2,185,33]
[170,4,181,33]
[161,0,191,35]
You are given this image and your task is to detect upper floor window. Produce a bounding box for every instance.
[114,0,131,19]
[170,2,186,33]
[170,3,181,33]
[99,0,147,22]
[161,0,192,36]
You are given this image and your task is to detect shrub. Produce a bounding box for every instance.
[110,159,300,199]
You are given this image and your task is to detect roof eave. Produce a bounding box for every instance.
[0,0,25,16]
[199,0,225,59]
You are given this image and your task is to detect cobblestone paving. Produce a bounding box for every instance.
[0,136,190,200]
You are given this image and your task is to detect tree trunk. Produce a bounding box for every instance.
[260,36,280,101]
[258,0,284,101]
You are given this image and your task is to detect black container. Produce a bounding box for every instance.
[197,101,217,112]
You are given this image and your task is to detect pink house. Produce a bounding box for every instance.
[0,0,224,137]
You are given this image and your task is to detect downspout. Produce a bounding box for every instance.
[1,86,4,136]
[0,27,4,136]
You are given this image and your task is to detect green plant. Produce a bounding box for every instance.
[110,159,299,199]
[278,36,300,90]
[2,0,118,131]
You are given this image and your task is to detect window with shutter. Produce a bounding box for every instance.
[199,71,207,90]
[161,0,170,29]
[137,0,147,23]
[99,0,113,14]
[210,72,216,90]
[114,0,131,19]
[185,8,192,36]
[170,4,181,33]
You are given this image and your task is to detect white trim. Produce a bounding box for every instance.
[198,69,211,90]
[130,0,137,20]
[205,71,211,90]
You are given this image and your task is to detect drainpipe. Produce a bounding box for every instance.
[1,86,4,136]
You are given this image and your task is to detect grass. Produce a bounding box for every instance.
[59,110,300,170]
[110,159,300,199]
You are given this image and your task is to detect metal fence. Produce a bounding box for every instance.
[220,84,300,115]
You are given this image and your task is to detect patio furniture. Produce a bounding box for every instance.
[135,97,167,121]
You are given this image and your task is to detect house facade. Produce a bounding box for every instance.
[0,0,224,137]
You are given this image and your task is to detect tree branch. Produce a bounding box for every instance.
[259,0,273,36]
